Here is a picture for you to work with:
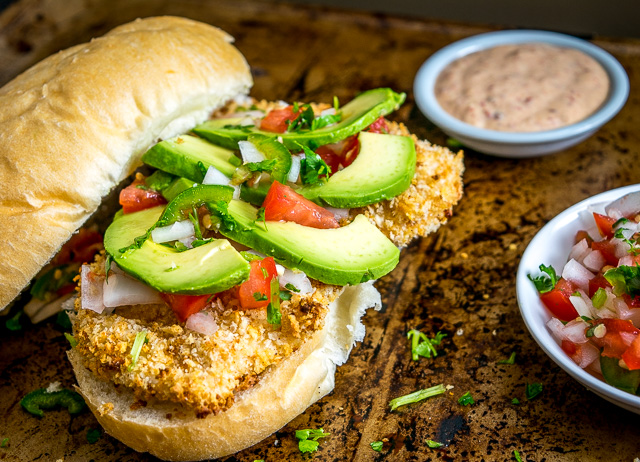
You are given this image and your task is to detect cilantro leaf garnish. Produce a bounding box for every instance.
[511,398,520,405]
[525,382,543,400]
[407,329,446,361]
[207,200,241,232]
[0,438,8,448]
[267,279,282,326]
[64,332,78,348]
[311,113,342,131]
[287,103,315,132]
[527,264,558,294]
[86,428,101,444]
[279,290,293,301]
[284,283,300,293]
[498,352,516,365]
[458,391,475,406]
[604,265,640,297]
[514,449,523,462]
[426,440,443,449]
[370,441,384,452]
[295,428,329,453]
[389,384,446,411]
[298,143,331,185]
[255,207,267,230]
[253,292,268,302]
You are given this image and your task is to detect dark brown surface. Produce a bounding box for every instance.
[1,1,640,461]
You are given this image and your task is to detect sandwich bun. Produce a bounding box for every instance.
[0,16,252,311]
[69,283,381,461]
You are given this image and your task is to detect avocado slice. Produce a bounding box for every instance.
[299,132,415,208]
[193,88,406,150]
[221,200,399,285]
[104,206,250,295]
[142,134,241,183]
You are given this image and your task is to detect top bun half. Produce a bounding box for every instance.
[0,16,253,310]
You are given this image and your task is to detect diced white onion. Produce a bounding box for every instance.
[605,192,640,220]
[326,206,349,221]
[275,264,286,277]
[202,165,231,186]
[151,220,195,244]
[232,185,241,200]
[320,107,337,117]
[620,331,638,347]
[562,318,590,344]
[185,311,219,335]
[179,236,196,249]
[583,249,605,272]
[288,156,301,183]
[570,294,593,319]
[568,239,590,264]
[575,342,600,368]
[103,272,163,308]
[81,265,106,313]
[279,268,313,295]
[562,259,595,290]
[618,255,635,267]
[29,293,75,324]
[239,140,266,164]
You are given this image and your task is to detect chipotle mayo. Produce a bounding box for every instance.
[434,43,610,132]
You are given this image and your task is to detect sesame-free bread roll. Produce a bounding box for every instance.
[0,16,252,310]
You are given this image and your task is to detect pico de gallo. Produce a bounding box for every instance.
[77,89,409,333]
[529,191,640,395]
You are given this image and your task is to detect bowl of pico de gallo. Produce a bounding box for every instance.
[517,184,640,414]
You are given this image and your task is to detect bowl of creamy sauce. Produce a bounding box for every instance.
[414,30,629,158]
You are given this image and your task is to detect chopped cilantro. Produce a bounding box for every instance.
[426,439,443,449]
[64,333,78,348]
[245,159,278,173]
[5,310,22,331]
[255,207,267,229]
[604,265,640,297]
[105,254,114,280]
[457,391,475,406]
[295,428,329,453]
[287,103,315,132]
[407,329,446,361]
[298,144,331,185]
[525,383,543,400]
[0,438,8,448]
[370,441,384,452]
[279,290,293,301]
[253,292,268,302]
[591,287,608,309]
[208,200,240,232]
[511,398,520,405]
[284,283,300,293]
[527,264,558,294]
[498,352,516,364]
[446,138,463,149]
[128,331,148,371]
[311,113,341,131]
[188,207,204,240]
[389,384,446,411]
[86,428,101,444]
[614,227,640,255]
[514,449,523,462]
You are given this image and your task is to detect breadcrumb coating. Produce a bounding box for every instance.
[353,121,464,247]
[74,255,342,416]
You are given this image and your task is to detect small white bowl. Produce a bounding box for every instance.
[516,184,640,414]
[414,30,629,158]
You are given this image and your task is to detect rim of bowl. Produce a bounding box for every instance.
[414,30,630,144]
[516,184,640,412]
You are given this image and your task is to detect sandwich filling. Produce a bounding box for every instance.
[70,90,464,418]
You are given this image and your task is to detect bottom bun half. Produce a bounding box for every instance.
[68,282,381,461]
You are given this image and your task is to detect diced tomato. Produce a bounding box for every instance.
[592,318,640,358]
[574,230,593,245]
[314,146,341,176]
[593,212,617,238]
[259,105,301,133]
[561,339,578,356]
[119,180,167,214]
[160,293,211,323]
[263,181,339,229]
[340,135,359,167]
[238,257,277,309]
[53,228,103,265]
[366,116,389,134]
[621,335,640,370]
[590,239,619,267]
[539,278,579,322]
[588,274,611,298]
[622,294,640,308]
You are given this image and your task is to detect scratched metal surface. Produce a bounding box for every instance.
[1,1,640,461]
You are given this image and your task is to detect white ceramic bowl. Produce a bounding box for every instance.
[414,30,629,158]
[516,184,640,414]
